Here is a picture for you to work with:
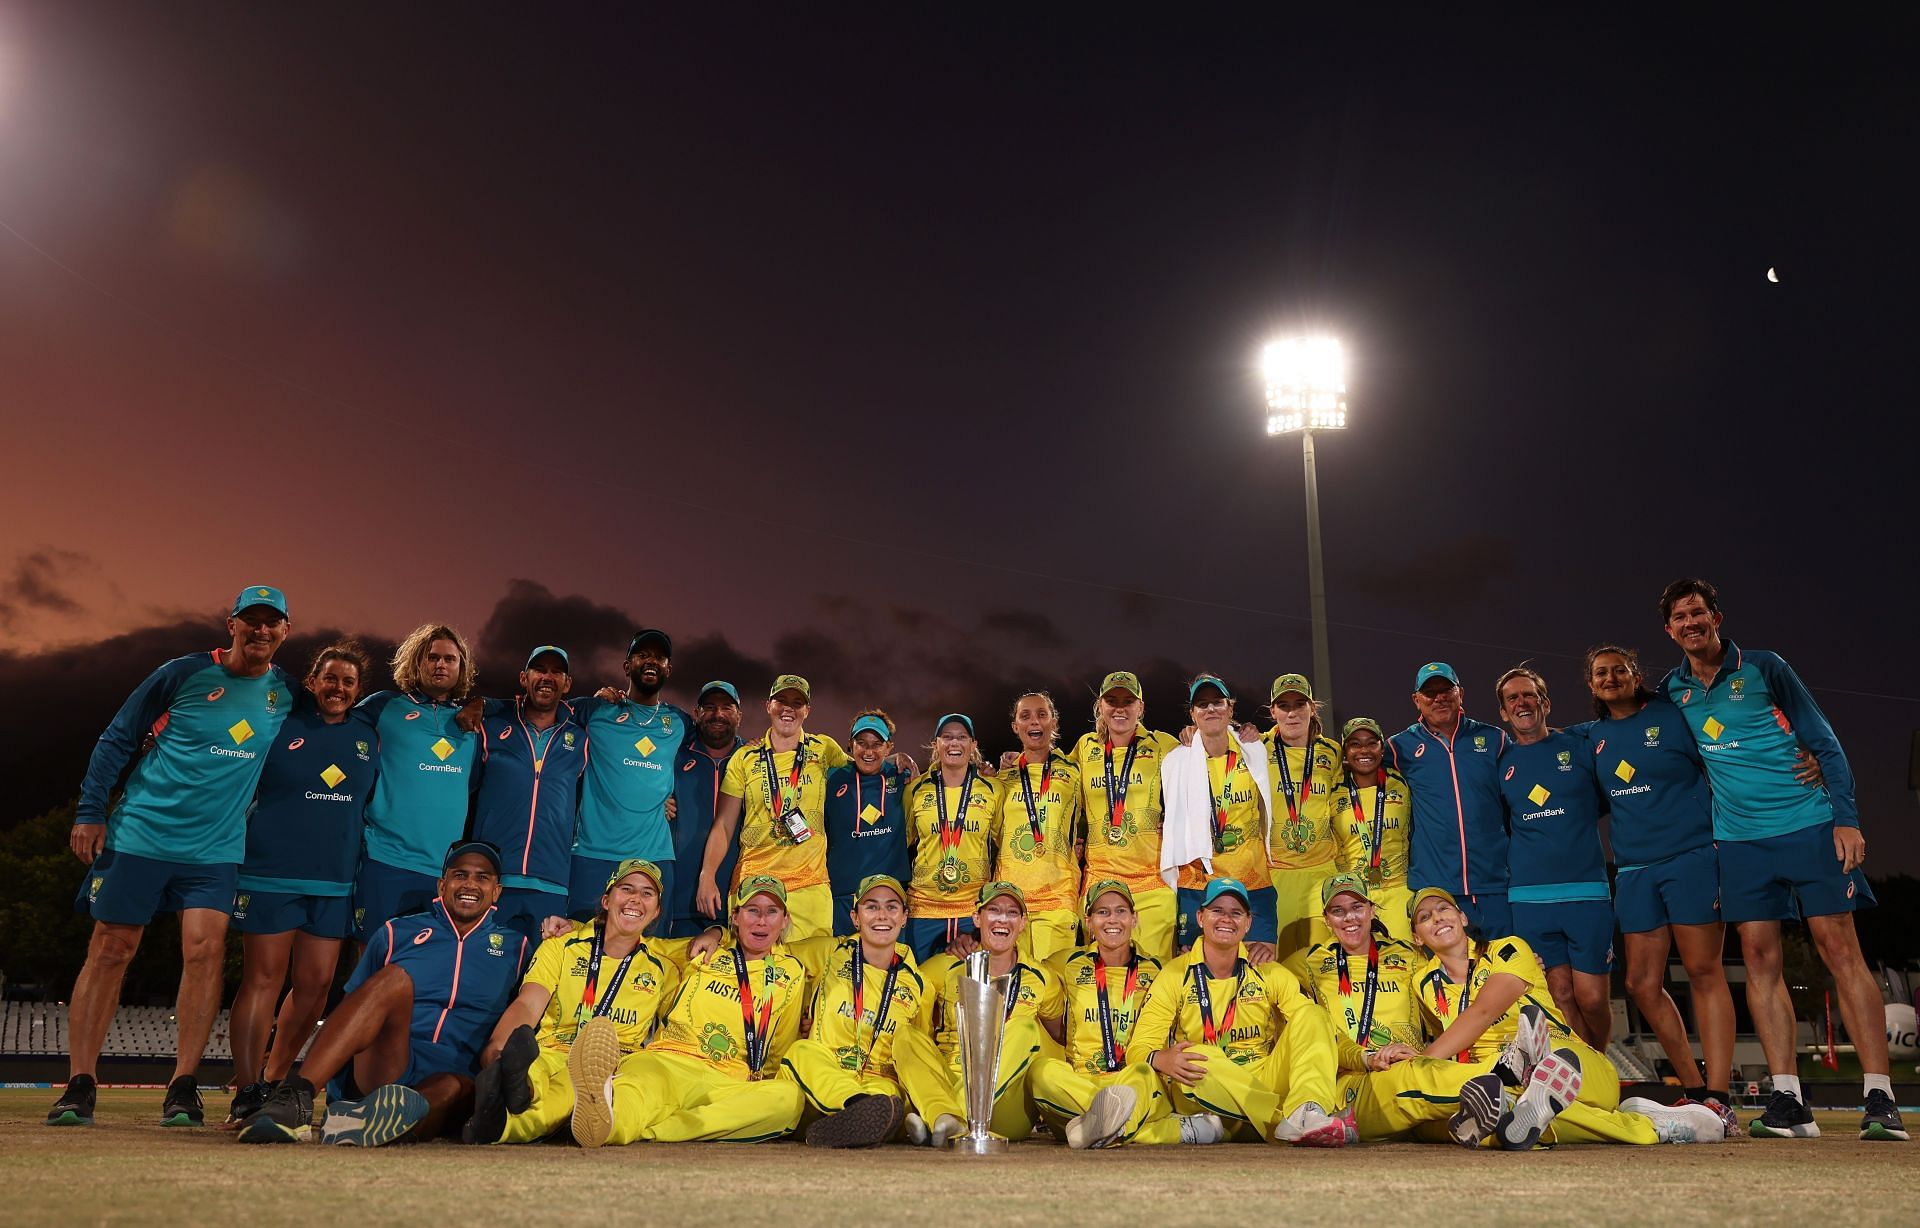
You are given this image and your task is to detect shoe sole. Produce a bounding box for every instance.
[1291,1119,1348,1148]
[323,1085,429,1147]
[237,1116,307,1144]
[1070,1086,1138,1150]
[46,1110,93,1127]
[1450,1074,1504,1147]
[1862,1122,1910,1142]
[160,1112,203,1127]
[1499,1050,1581,1150]
[1749,1121,1820,1139]
[805,1095,900,1148]
[567,1018,623,1149]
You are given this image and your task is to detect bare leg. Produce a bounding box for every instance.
[298,964,414,1091]
[1807,912,1891,1077]
[230,931,296,1084]
[1736,921,1798,1076]
[67,922,144,1079]
[1671,921,1733,1090]
[171,908,232,1084]
[1572,970,1612,1049]
[1622,928,1703,1087]
[1543,966,1593,1046]
[396,1071,475,1143]
[261,934,343,1082]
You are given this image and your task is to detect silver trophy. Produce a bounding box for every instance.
[949,949,1013,1154]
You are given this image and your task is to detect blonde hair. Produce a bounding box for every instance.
[391,623,477,699]
[922,717,986,775]
[1010,691,1059,749]
[1091,690,1143,740]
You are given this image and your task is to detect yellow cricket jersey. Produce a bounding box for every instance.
[920,952,1065,1059]
[1131,946,1318,1068]
[1176,746,1271,890]
[523,921,681,1053]
[1326,769,1412,886]
[1060,945,1164,1075]
[787,936,925,1080]
[719,733,851,891]
[646,943,809,1080]
[991,751,1083,914]
[1292,936,1423,1054]
[1413,934,1573,1063]
[1264,733,1343,870]
[905,770,1002,919]
[1071,729,1180,896]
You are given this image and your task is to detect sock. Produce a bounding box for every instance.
[1706,1089,1730,1105]
[1773,1074,1802,1101]
[1683,1085,1707,1101]
[1864,1073,1892,1097]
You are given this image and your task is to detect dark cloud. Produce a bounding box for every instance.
[1336,534,1518,619]
[0,548,92,631]
[978,608,1066,648]
[472,579,643,690]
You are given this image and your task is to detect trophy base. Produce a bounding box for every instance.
[946,1133,1010,1155]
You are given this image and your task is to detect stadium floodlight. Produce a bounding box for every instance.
[1260,335,1348,719]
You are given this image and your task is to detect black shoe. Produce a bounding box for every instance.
[500,1025,539,1114]
[1861,1088,1909,1142]
[804,1094,901,1149]
[1449,1073,1505,1147]
[236,1079,315,1144]
[226,1081,271,1125]
[46,1075,97,1127]
[1749,1088,1819,1139]
[464,1062,508,1145]
[160,1076,204,1127]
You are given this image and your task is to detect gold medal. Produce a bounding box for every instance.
[1105,821,1126,846]
[938,858,960,886]
[1363,863,1382,885]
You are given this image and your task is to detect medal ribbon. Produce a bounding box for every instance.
[760,739,808,820]
[734,950,778,1073]
[1208,746,1239,852]
[575,923,642,1027]
[1095,951,1140,1071]
[1347,772,1388,875]
[934,768,977,858]
[1433,954,1480,1062]
[1334,939,1381,1048]
[1194,958,1247,1045]
[850,947,904,1061]
[1017,753,1053,852]
[1002,965,1024,1021]
[1274,739,1314,823]
[1102,736,1145,840]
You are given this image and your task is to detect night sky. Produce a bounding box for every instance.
[3,6,1917,869]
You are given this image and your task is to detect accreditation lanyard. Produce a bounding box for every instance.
[1334,939,1381,1048]
[934,769,978,858]
[1208,747,1239,852]
[734,951,778,1074]
[1095,952,1141,1071]
[1274,740,1313,823]
[1433,956,1480,1062]
[1102,736,1145,840]
[1194,958,1247,1045]
[575,926,641,1027]
[760,740,807,815]
[1348,774,1387,875]
[850,949,903,1059]
[1017,754,1054,852]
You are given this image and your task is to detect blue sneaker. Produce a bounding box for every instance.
[321,1084,429,1147]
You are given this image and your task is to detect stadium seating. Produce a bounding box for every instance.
[0,1001,232,1060]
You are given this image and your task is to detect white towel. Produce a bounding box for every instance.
[1159,732,1272,890]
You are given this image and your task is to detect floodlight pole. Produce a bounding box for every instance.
[1300,428,1333,723]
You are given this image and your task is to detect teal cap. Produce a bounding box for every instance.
[232,586,288,618]
[524,645,570,671]
[1199,877,1251,910]
[850,714,893,741]
[1413,661,1460,690]
[1188,675,1233,703]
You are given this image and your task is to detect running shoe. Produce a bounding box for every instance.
[236,1079,314,1144]
[1748,1089,1819,1139]
[1177,1113,1226,1145]
[804,1094,901,1148]
[1700,1096,1742,1140]
[566,1016,623,1149]
[1067,1085,1137,1150]
[498,1024,539,1114]
[45,1075,96,1127]
[1493,1004,1552,1087]
[1861,1088,1909,1142]
[1622,1096,1725,1144]
[464,1060,509,1145]
[1449,1072,1505,1147]
[1496,1046,1582,1150]
[321,1084,429,1147]
[1274,1101,1346,1147]
[225,1080,270,1127]
[160,1076,204,1127]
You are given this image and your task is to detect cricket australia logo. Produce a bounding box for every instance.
[1473,736,1487,751]
[487,932,506,956]
[1729,678,1747,700]
[1643,727,1660,747]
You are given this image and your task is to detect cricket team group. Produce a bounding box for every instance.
[41,576,1906,1153]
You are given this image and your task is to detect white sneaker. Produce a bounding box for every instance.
[1622,1097,1725,1144]
[1495,1003,1552,1086]
[1067,1085,1137,1150]
[1178,1112,1226,1145]
[1274,1101,1346,1147]
[1497,1047,1582,1150]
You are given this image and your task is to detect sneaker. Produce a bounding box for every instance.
[1177,1112,1226,1145]
[498,1024,540,1114]
[804,1094,901,1148]
[1497,1047,1582,1150]
[236,1079,315,1144]
[225,1081,271,1127]
[1700,1096,1742,1140]
[1449,1073,1505,1148]
[46,1075,97,1127]
[1748,1088,1819,1139]
[464,1060,508,1145]
[1341,1106,1358,1145]
[1274,1101,1346,1147]
[929,1113,966,1148]
[1861,1088,1909,1142]
[902,1111,930,1146]
[1067,1085,1137,1150]
[1623,1096,1725,1144]
[566,1016,623,1149]
[160,1076,204,1127]
[321,1084,429,1147]
[1493,1004,1552,1088]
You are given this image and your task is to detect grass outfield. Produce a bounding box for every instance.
[3,1091,1916,1227]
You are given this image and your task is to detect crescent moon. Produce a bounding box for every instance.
[1767,267,1779,283]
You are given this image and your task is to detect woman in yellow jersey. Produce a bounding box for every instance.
[1121,877,1346,1147]
[993,692,1083,979]
[1030,880,1226,1148]
[1070,671,1181,960]
[695,674,850,941]
[903,714,1001,961]
[1160,675,1277,956]
[1325,717,1416,942]
[1410,887,1722,1148]
[1293,873,1507,1146]
[1263,674,1344,961]
[893,881,1065,1146]
[570,875,808,1146]
[776,874,924,1148]
[465,859,680,1144]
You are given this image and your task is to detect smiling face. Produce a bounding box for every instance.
[1100,690,1143,739]
[1412,677,1462,730]
[1269,692,1314,745]
[766,690,810,740]
[418,637,465,700]
[1191,686,1233,738]
[624,642,671,697]
[935,719,975,770]
[1012,694,1057,757]
[695,692,742,749]
[1497,675,1549,739]
[851,729,891,775]
[307,656,362,720]
[733,893,789,955]
[602,871,661,938]
[520,655,572,714]
[439,853,502,925]
[853,885,906,947]
[226,606,289,671]
[975,896,1027,953]
[1342,729,1384,777]
[1086,892,1137,951]
[1412,896,1467,954]
[1664,593,1725,658]
[1588,651,1640,708]
[1323,891,1375,950]
[1199,894,1252,949]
